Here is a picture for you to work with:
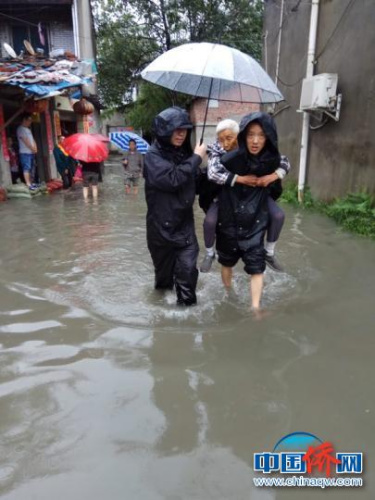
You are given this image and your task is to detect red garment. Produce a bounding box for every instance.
[9,148,18,171]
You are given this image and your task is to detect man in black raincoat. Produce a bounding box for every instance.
[144,107,206,306]
[217,112,284,311]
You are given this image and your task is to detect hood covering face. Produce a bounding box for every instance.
[237,111,279,157]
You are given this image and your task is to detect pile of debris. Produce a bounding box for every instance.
[1,41,95,98]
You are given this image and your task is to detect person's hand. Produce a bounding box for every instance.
[194,143,207,159]
[32,145,37,154]
[236,174,259,187]
[65,169,69,174]
[257,173,279,187]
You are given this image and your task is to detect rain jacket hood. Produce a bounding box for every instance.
[237,111,279,157]
[152,107,193,150]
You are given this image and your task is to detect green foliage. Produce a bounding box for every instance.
[126,83,192,135]
[279,181,299,205]
[91,0,264,122]
[281,183,375,239]
[323,193,375,238]
[92,4,159,107]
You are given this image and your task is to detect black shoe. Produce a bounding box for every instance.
[265,253,285,273]
[200,254,215,273]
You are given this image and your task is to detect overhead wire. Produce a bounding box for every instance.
[273,0,358,87]
[314,0,357,61]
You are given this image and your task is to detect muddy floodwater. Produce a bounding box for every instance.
[0,159,374,499]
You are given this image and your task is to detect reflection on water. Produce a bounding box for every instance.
[0,160,374,499]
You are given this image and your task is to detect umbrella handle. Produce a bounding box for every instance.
[200,78,213,145]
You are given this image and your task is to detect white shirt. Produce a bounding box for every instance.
[17,125,35,154]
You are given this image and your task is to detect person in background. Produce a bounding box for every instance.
[81,160,101,201]
[123,139,143,195]
[7,137,20,184]
[53,135,77,189]
[144,107,206,306]
[16,113,37,189]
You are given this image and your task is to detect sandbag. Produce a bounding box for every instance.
[6,191,32,199]
[6,184,30,194]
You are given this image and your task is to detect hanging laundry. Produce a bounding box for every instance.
[38,22,46,46]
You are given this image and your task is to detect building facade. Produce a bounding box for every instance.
[0,0,99,187]
[264,0,375,200]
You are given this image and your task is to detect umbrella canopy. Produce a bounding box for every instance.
[63,133,109,162]
[141,42,284,104]
[90,133,110,143]
[109,131,150,154]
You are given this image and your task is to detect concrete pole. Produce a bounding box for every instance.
[72,0,100,133]
[298,0,320,202]
[275,0,285,84]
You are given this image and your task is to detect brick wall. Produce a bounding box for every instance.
[190,98,260,145]
[190,99,259,125]
[49,22,75,53]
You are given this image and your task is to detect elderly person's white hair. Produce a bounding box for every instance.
[216,119,239,136]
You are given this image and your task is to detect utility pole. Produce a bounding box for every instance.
[71,0,100,133]
[298,0,320,202]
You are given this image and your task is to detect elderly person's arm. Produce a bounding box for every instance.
[208,147,258,187]
[256,155,291,187]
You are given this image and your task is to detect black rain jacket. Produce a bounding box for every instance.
[144,107,202,248]
[216,112,281,255]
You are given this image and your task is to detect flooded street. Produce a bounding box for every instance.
[0,158,374,499]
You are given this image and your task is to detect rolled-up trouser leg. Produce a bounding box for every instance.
[148,242,175,290]
[174,241,199,305]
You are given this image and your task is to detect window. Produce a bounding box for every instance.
[208,99,219,108]
[12,25,49,56]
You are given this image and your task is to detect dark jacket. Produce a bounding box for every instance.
[217,112,281,254]
[53,145,77,176]
[144,107,202,247]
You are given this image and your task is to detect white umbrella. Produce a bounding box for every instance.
[142,43,284,140]
[142,42,283,103]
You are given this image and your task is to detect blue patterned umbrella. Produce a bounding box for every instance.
[109,131,150,154]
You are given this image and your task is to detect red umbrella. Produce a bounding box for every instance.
[63,133,109,162]
[90,133,110,143]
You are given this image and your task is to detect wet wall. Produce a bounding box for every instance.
[264,0,375,200]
